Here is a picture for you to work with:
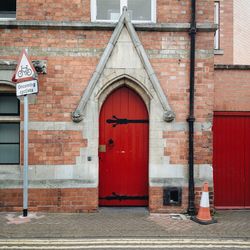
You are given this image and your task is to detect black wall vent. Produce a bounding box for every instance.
[163,187,182,206]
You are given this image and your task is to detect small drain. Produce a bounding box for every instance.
[169,214,188,220]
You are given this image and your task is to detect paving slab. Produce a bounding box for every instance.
[0,208,249,239]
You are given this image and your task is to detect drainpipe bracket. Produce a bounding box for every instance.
[187,116,196,123]
[189,24,197,35]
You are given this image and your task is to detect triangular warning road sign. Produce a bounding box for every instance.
[12,49,36,82]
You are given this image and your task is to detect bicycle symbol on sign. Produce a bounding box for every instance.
[17,65,32,78]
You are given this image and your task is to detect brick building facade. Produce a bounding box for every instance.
[213,0,250,208]
[0,0,248,213]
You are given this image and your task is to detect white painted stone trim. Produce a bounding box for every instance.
[150,164,213,187]
[0,164,96,188]
[20,122,83,131]
[0,164,213,189]
[72,7,174,122]
[18,121,212,132]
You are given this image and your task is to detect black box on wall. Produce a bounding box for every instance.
[163,187,182,206]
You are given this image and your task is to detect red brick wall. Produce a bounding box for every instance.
[196,0,214,23]
[0,0,215,213]
[1,187,214,213]
[16,0,213,23]
[149,186,214,213]
[1,29,110,49]
[194,131,212,164]
[163,131,212,166]
[21,131,87,165]
[1,28,215,168]
[1,29,111,122]
[149,187,188,213]
[163,131,188,164]
[28,56,100,122]
[16,0,91,21]
[157,0,190,23]
[0,5,214,126]
[214,69,250,111]
[0,188,98,212]
[139,31,214,120]
[158,32,214,167]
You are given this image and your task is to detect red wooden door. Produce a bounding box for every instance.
[99,86,149,206]
[213,112,250,208]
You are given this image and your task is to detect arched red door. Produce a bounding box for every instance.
[99,86,149,206]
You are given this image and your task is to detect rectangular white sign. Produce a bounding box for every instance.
[16,80,39,97]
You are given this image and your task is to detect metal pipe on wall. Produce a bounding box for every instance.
[187,0,196,216]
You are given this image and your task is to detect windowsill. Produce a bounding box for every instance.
[0,18,16,21]
[92,20,156,24]
[0,164,20,166]
[214,49,224,55]
[0,116,20,122]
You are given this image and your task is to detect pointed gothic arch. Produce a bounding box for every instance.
[72,7,175,123]
[70,8,177,201]
[96,75,151,113]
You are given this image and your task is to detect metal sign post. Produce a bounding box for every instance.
[23,95,29,217]
[12,49,39,217]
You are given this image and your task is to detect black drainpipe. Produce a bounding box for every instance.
[187,0,196,216]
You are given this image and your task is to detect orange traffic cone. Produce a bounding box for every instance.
[191,182,217,225]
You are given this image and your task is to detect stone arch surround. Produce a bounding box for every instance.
[80,74,172,194]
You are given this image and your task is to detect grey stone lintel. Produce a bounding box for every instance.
[0,20,216,32]
[0,60,17,70]
[0,179,95,189]
[214,64,250,70]
[0,60,47,74]
[214,49,224,55]
[72,7,175,123]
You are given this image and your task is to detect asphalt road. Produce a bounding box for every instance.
[0,238,250,250]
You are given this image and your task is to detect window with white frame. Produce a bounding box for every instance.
[91,0,156,23]
[0,93,20,164]
[214,2,220,50]
[0,0,16,19]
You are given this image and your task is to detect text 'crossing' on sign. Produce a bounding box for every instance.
[16,80,39,97]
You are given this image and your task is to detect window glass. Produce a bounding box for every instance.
[0,123,20,164]
[0,144,19,164]
[0,124,20,143]
[214,2,220,50]
[96,0,120,21]
[127,0,151,21]
[0,94,19,115]
[93,0,155,23]
[0,93,20,164]
[0,0,16,18]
